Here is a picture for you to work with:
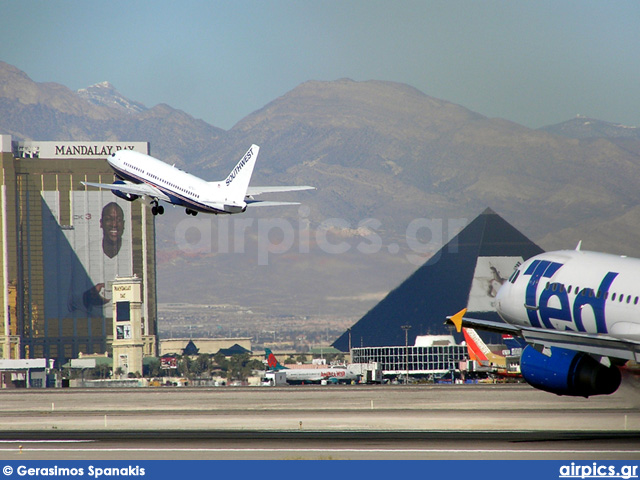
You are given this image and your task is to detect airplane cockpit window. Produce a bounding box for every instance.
[508,269,521,284]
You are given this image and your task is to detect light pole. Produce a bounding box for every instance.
[401,325,411,385]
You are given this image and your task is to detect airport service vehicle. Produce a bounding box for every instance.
[448,246,640,397]
[82,145,313,216]
[264,349,360,385]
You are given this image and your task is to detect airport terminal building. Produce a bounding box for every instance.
[0,135,157,366]
[351,336,467,377]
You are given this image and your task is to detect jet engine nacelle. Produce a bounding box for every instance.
[206,202,247,214]
[111,181,139,202]
[224,202,247,214]
[520,345,621,397]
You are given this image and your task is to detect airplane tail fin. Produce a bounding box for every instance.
[463,327,506,367]
[265,348,287,371]
[223,145,259,203]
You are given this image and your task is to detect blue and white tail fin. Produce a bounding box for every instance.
[223,144,259,203]
[265,348,287,371]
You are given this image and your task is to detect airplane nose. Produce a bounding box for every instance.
[495,283,508,313]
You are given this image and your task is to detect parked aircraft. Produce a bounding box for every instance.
[462,327,521,377]
[448,245,640,397]
[264,349,359,384]
[82,145,314,216]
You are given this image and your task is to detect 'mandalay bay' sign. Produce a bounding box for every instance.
[14,141,149,159]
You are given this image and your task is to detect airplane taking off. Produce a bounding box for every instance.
[264,349,359,384]
[448,246,640,397]
[82,145,314,216]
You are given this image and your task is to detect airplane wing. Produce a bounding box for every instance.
[82,181,171,202]
[446,309,640,362]
[246,186,315,196]
[447,310,521,336]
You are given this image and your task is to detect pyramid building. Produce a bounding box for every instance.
[332,208,543,351]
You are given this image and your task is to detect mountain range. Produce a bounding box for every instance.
[2,60,640,336]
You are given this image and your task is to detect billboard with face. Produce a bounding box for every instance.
[41,190,134,346]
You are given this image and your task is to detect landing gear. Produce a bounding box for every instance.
[151,201,164,216]
[185,208,198,216]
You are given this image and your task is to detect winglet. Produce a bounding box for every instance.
[448,308,467,333]
[575,240,582,251]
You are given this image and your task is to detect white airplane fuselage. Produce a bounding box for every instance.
[495,249,640,346]
[108,149,248,215]
[281,365,359,384]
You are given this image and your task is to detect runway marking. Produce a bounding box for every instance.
[0,440,93,444]
[2,448,639,454]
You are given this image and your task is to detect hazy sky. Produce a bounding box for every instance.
[1,1,639,130]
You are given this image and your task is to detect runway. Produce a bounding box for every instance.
[0,383,638,460]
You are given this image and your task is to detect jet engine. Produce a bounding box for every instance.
[520,345,621,397]
[111,181,139,202]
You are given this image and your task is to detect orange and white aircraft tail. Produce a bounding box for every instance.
[462,327,507,368]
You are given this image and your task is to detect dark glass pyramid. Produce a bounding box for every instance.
[182,340,200,356]
[332,208,543,351]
